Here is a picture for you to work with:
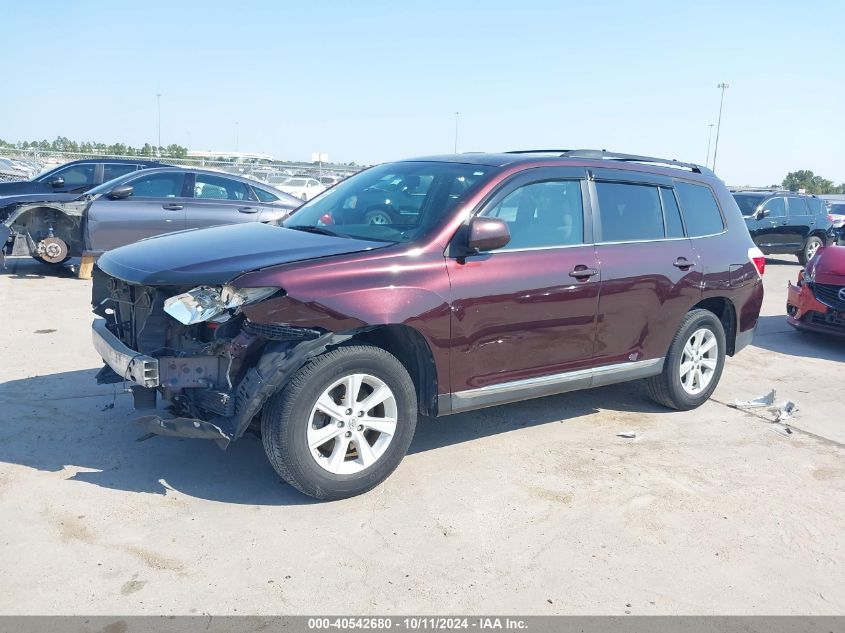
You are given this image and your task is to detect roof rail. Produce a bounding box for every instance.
[505,148,714,176]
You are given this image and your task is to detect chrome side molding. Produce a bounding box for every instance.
[446,358,664,414]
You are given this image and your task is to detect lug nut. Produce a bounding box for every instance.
[344,431,352,438]
[357,425,363,431]
[357,411,364,417]
[345,408,352,415]
[337,421,344,427]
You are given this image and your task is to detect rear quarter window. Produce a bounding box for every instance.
[675,182,725,237]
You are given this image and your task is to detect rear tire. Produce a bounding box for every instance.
[798,235,823,265]
[645,309,726,410]
[261,345,417,500]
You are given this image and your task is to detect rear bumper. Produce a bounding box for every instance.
[91,319,160,387]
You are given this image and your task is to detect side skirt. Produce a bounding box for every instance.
[439,358,664,415]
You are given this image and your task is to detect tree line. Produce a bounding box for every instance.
[0,136,189,158]
[780,170,844,195]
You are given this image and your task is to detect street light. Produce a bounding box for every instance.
[705,123,715,168]
[156,93,162,156]
[712,82,729,171]
[453,111,460,154]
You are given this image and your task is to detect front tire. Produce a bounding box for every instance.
[645,309,726,410]
[261,345,417,500]
[798,235,823,265]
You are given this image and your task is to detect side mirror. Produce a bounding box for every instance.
[49,177,64,188]
[755,208,770,220]
[107,184,134,200]
[466,217,511,253]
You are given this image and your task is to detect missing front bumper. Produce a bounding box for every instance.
[92,319,160,387]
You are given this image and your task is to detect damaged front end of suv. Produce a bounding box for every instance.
[90,221,389,448]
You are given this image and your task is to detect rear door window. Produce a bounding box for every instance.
[806,198,825,215]
[253,187,280,203]
[674,182,725,237]
[103,163,139,181]
[787,197,810,216]
[595,182,664,242]
[129,173,186,198]
[194,174,250,200]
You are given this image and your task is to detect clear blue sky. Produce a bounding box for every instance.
[1,0,843,185]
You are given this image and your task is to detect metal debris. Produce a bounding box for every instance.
[616,432,638,439]
[774,401,797,423]
[733,389,776,408]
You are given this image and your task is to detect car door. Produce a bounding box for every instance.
[447,167,600,399]
[785,196,812,249]
[184,172,259,229]
[86,171,188,251]
[590,171,702,367]
[747,196,787,250]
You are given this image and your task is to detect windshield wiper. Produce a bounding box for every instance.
[286,225,346,238]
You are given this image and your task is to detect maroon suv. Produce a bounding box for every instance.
[91,149,765,500]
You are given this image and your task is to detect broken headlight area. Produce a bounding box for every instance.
[163,285,279,325]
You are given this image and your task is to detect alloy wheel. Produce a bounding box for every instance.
[307,373,398,475]
[679,328,718,395]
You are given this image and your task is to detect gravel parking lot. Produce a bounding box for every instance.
[0,256,842,615]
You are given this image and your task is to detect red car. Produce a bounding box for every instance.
[787,246,845,336]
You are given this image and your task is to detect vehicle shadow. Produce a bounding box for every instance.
[751,314,845,361]
[0,256,81,279]
[0,367,668,505]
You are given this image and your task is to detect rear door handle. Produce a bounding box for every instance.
[568,266,599,280]
[162,203,184,210]
[673,258,695,270]
[238,206,258,214]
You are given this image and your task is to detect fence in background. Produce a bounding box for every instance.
[0,147,364,184]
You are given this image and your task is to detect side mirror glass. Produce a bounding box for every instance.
[755,208,770,220]
[466,217,511,253]
[50,177,64,188]
[107,184,134,200]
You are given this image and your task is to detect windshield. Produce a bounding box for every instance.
[830,203,845,215]
[284,161,490,243]
[732,193,766,216]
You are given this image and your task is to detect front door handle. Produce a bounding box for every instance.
[673,257,695,270]
[568,266,599,280]
[162,203,184,210]
[238,206,258,214]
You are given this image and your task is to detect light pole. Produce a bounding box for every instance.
[453,111,460,154]
[156,93,162,156]
[712,82,729,172]
[235,121,239,152]
[705,123,715,168]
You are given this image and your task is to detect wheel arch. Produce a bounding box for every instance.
[689,296,737,356]
[344,324,439,416]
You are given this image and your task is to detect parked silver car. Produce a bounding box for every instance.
[1,167,302,263]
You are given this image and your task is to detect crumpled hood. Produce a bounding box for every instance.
[809,246,845,285]
[0,192,81,206]
[96,222,388,286]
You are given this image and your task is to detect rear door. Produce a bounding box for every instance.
[184,172,259,229]
[590,171,702,367]
[87,171,188,251]
[785,196,812,248]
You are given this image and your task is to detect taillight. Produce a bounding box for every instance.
[749,246,765,277]
[828,214,835,223]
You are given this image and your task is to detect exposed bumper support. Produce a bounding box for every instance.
[92,319,160,388]
[135,414,232,448]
